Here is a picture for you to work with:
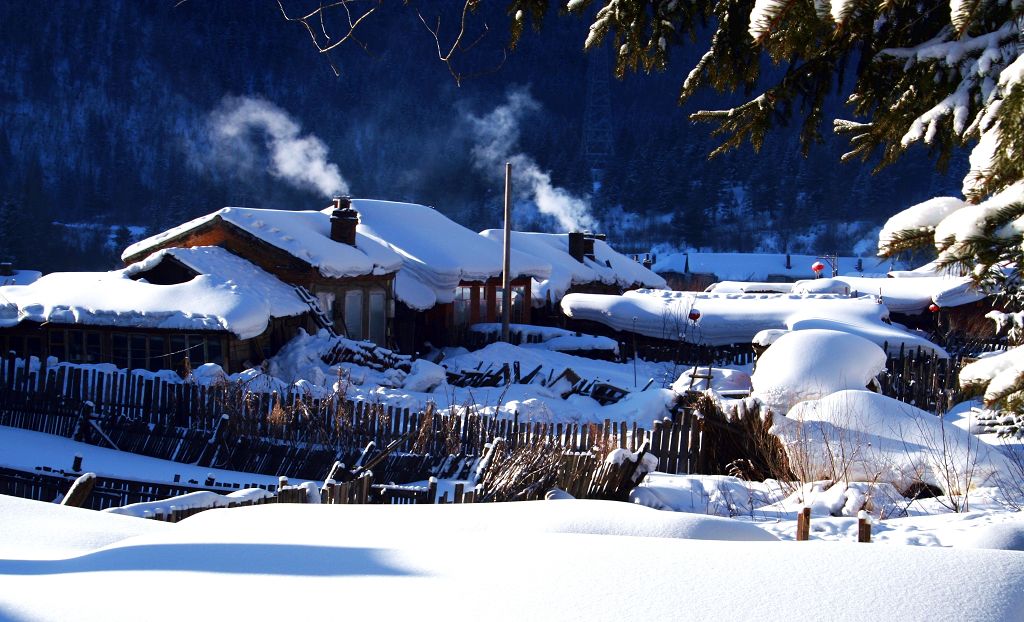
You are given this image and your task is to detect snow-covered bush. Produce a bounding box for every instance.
[773,390,1014,507]
[751,329,887,415]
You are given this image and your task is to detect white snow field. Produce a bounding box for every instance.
[2,495,1024,622]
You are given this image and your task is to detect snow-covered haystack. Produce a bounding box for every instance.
[751,329,887,414]
[773,390,1014,496]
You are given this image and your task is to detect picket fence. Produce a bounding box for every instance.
[0,352,708,482]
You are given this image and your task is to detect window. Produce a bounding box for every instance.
[453,286,472,327]
[206,337,223,366]
[494,287,505,322]
[147,336,166,372]
[68,330,85,363]
[511,284,526,323]
[130,335,147,369]
[112,334,129,369]
[344,290,363,340]
[85,332,101,363]
[25,336,42,360]
[369,289,386,346]
[478,287,489,324]
[48,330,66,361]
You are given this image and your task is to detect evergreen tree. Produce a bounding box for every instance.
[507,0,1024,415]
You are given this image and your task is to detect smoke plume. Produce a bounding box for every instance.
[209,96,349,198]
[468,89,596,232]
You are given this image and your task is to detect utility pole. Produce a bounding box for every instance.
[501,162,512,343]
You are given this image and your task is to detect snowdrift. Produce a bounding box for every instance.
[774,390,1015,495]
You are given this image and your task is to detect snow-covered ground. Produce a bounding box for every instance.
[1,494,1023,621]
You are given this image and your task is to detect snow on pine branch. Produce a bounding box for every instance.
[879,22,1019,148]
[748,0,801,43]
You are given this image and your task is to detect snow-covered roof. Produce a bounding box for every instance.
[0,246,308,339]
[792,275,986,314]
[478,230,666,305]
[123,207,403,279]
[560,288,947,356]
[0,270,41,287]
[652,252,880,281]
[350,199,550,310]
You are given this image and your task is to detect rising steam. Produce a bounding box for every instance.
[209,96,348,198]
[468,89,596,232]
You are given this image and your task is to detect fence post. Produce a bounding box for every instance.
[61,472,96,508]
[857,511,872,543]
[796,506,811,541]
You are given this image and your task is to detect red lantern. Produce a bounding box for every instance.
[688,308,701,322]
[811,261,825,274]
[929,303,940,313]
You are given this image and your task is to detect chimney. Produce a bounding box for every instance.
[328,196,359,246]
[568,232,586,263]
[583,233,605,261]
[0,262,11,277]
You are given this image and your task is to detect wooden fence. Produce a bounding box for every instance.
[877,344,964,414]
[0,353,708,481]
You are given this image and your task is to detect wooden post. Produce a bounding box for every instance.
[501,161,512,343]
[426,477,438,504]
[453,482,464,504]
[71,454,83,473]
[61,472,96,508]
[857,511,872,543]
[796,506,811,541]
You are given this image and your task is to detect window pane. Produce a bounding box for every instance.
[344,290,363,340]
[478,287,488,324]
[206,338,223,367]
[85,332,101,363]
[130,335,147,370]
[48,330,66,362]
[148,336,166,372]
[512,285,526,323]
[369,290,386,346]
[68,330,85,363]
[453,286,472,327]
[25,336,42,360]
[112,334,129,369]
[188,335,205,364]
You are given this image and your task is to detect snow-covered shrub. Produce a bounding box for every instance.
[773,390,1014,506]
[751,329,887,414]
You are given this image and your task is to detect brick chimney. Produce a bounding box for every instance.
[328,197,359,246]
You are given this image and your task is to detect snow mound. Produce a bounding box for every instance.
[964,520,1024,551]
[0,494,168,560]
[631,473,776,518]
[752,329,887,414]
[402,359,446,392]
[776,390,1015,495]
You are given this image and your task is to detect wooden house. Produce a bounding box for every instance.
[352,199,551,354]
[477,230,667,325]
[122,199,403,348]
[0,246,313,373]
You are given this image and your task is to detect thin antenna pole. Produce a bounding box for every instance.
[501,162,512,343]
